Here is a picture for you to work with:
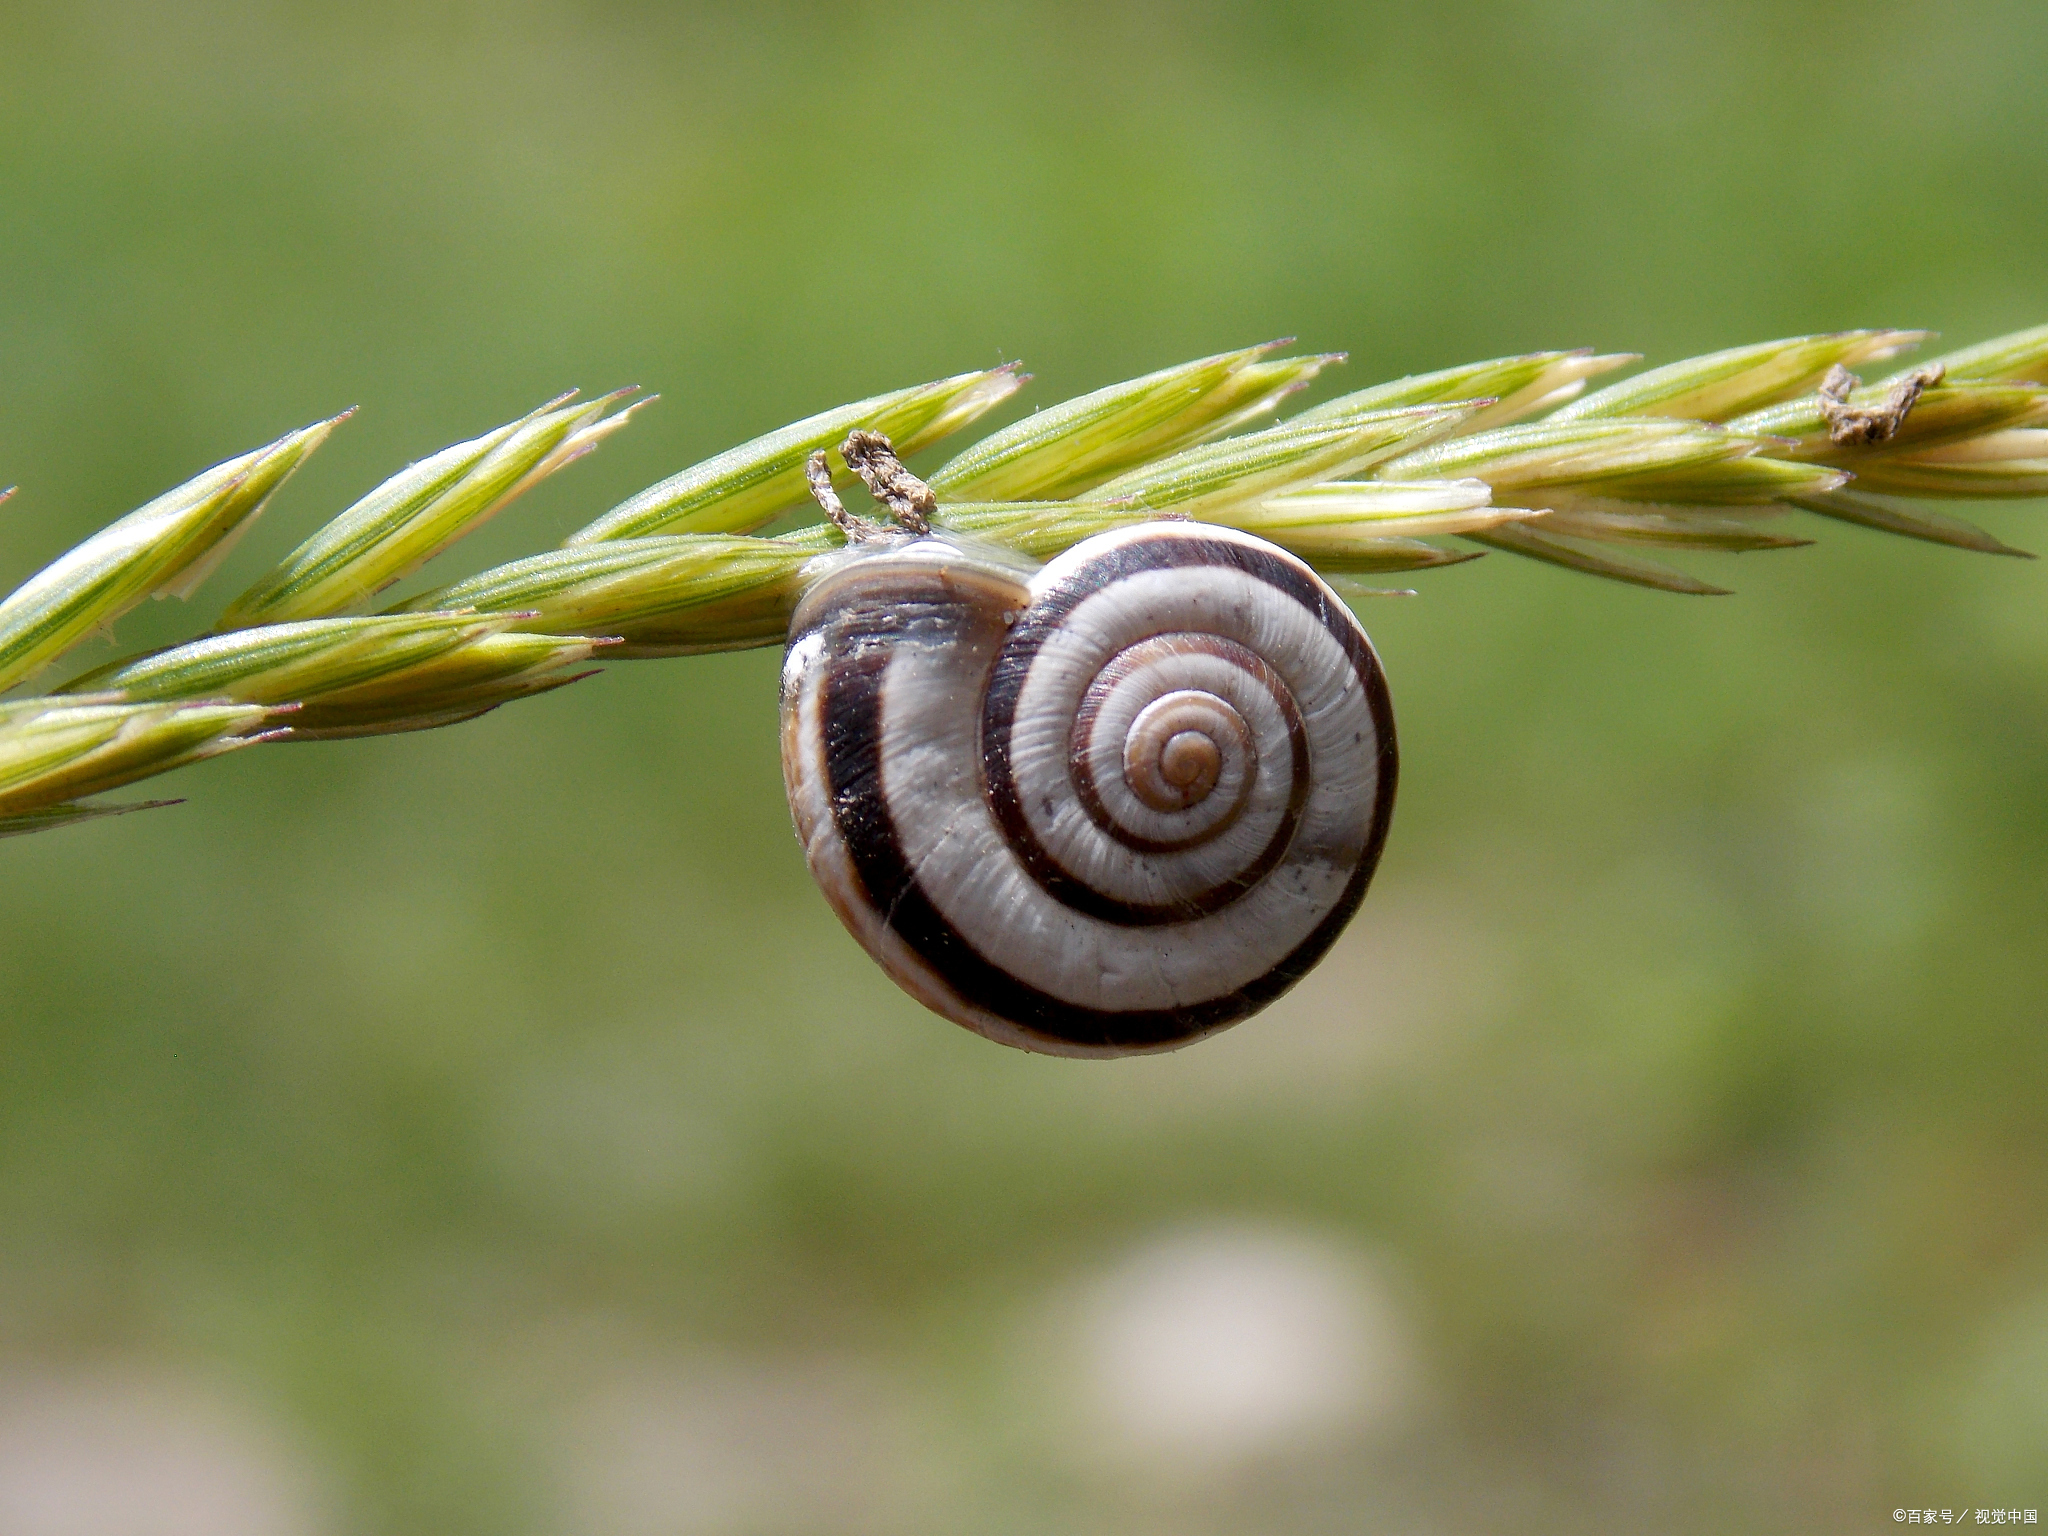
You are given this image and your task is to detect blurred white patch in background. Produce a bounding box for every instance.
[558,1356,946,1536]
[1070,1223,1416,1468]
[0,1368,326,1536]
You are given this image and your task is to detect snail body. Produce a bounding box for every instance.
[779,520,1397,1057]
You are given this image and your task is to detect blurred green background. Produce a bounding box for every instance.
[2,2,2046,1531]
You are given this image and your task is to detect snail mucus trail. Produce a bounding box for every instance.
[780,433,1398,1058]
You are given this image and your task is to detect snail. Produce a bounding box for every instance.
[779,434,1398,1057]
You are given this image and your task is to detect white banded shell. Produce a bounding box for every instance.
[779,522,1397,1057]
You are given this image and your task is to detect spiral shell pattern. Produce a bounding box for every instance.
[780,522,1396,1056]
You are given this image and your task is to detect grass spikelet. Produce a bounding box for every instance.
[0,797,181,838]
[567,367,1025,543]
[1463,523,1733,595]
[284,631,611,737]
[1381,419,1845,505]
[0,417,338,691]
[0,697,282,814]
[61,612,518,705]
[1901,323,2048,386]
[1,320,2042,834]
[1549,331,1926,423]
[395,535,819,654]
[927,343,1337,501]
[1792,489,2034,557]
[1296,351,1635,432]
[219,391,644,628]
[1089,406,1472,514]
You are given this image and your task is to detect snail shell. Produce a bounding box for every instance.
[779,521,1397,1057]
